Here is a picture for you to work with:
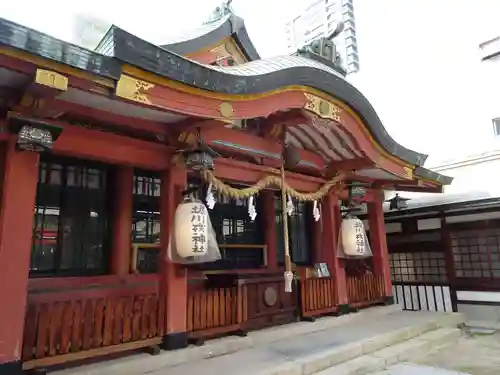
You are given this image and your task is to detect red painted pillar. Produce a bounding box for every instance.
[322,192,349,312]
[261,190,278,270]
[367,191,393,303]
[111,166,134,276]
[0,140,40,373]
[159,166,188,350]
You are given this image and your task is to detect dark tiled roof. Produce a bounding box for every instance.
[0,16,451,185]
[382,191,500,217]
[414,166,453,185]
[0,17,121,79]
[158,13,260,61]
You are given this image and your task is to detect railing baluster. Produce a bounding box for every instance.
[440,285,446,312]
[408,284,414,310]
[432,286,438,311]
[416,285,422,311]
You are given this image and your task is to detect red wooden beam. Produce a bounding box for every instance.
[53,124,171,170]
[259,110,308,139]
[328,158,374,173]
[7,114,172,170]
[127,84,413,180]
[52,99,172,138]
[201,125,324,171]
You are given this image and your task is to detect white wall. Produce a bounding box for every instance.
[480,44,500,129]
[437,157,500,195]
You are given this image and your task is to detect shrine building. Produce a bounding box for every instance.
[0,6,451,374]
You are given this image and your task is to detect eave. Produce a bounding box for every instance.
[92,26,429,167]
[0,16,452,193]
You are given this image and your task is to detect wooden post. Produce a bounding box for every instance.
[441,216,458,312]
[111,166,134,276]
[0,140,40,374]
[322,191,349,313]
[367,191,393,304]
[261,190,278,270]
[159,166,189,350]
[311,207,322,264]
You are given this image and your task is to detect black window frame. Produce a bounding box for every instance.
[187,178,266,270]
[275,194,314,266]
[131,170,161,274]
[132,170,161,244]
[30,155,112,278]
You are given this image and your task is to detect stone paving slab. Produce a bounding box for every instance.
[414,332,500,375]
[147,312,443,375]
[369,363,471,375]
[52,310,462,375]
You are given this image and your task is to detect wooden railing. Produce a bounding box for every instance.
[22,278,163,370]
[300,277,338,318]
[347,274,385,308]
[187,285,248,340]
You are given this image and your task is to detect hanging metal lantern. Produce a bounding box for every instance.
[386,193,410,210]
[349,182,366,200]
[179,129,219,171]
[7,114,62,152]
[183,148,216,171]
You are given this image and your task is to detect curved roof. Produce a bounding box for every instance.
[0,16,451,186]
[97,27,429,167]
[158,13,260,61]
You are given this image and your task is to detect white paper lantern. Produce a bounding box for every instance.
[341,216,367,257]
[174,201,209,258]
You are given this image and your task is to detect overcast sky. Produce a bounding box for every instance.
[1,0,499,166]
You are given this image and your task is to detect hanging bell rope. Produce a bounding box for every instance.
[201,170,345,201]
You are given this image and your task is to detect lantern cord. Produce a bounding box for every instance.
[201,170,344,201]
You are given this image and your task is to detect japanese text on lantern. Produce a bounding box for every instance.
[191,204,207,254]
[354,220,365,254]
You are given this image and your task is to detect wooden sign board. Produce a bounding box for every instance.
[314,262,331,278]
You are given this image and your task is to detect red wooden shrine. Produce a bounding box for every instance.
[0,8,451,374]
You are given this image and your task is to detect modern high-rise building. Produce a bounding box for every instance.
[285,0,359,73]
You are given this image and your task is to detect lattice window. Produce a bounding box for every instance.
[192,180,265,270]
[275,195,313,265]
[30,156,110,277]
[214,194,262,245]
[132,171,161,244]
[451,228,500,279]
[132,170,161,274]
[389,252,447,282]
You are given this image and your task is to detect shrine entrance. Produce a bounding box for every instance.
[191,186,302,331]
